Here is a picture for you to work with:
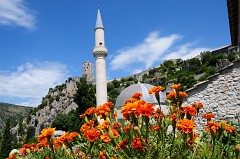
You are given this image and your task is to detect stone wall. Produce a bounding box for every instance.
[183,60,240,131]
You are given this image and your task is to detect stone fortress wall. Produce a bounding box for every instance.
[183,59,240,131]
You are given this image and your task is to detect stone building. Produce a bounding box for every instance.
[227,0,240,46]
[82,61,94,83]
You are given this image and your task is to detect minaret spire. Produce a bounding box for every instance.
[95,7,104,29]
[93,7,108,108]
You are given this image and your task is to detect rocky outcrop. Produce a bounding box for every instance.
[15,77,81,136]
[183,60,240,131]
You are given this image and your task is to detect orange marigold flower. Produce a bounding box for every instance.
[97,121,110,130]
[7,154,17,159]
[171,84,181,91]
[169,113,177,122]
[84,107,96,116]
[153,108,164,120]
[179,91,188,98]
[205,120,220,132]
[116,139,129,150]
[58,132,79,144]
[80,119,96,132]
[19,148,27,156]
[183,106,197,116]
[136,102,155,117]
[111,129,120,139]
[187,133,198,147]
[112,121,121,130]
[123,124,133,132]
[202,113,215,119]
[36,142,46,149]
[224,123,237,133]
[69,132,79,139]
[99,151,107,159]
[177,119,196,133]
[112,113,117,119]
[83,128,100,142]
[192,102,203,110]
[150,125,159,131]
[132,136,144,150]
[148,86,165,94]
[96,102,114,118]
[104,101,114,108]
[38,128,55,143]
[166,91,177,99]
[58,132,71,143]
[132,92,142,99]
[121,100,139,118]
[79,114,86,119]
[100,133,111,143]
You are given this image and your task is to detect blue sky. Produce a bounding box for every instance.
[0,0,230,106]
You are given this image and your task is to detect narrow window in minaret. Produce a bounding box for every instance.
[99,42,102,46]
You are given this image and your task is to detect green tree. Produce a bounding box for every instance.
[51,113,70,131]
[73,77,96,131]
[112,79,121,88]
[108,89,120,104]
[18,120,24,136]
[200,51,212,65]
[25,126,36,143]
[0,118,12,159]
[107,82,115,92]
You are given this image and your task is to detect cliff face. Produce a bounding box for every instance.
[12,77,81,136]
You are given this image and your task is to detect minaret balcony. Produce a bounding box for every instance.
[93,46,108,57]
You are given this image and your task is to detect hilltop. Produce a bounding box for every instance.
[0,103,33,133]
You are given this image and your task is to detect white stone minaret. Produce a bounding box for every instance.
[93,7,108,107]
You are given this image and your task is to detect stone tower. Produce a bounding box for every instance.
[82,62,94,83]
[93,7,108,107]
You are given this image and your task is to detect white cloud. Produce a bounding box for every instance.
[110,32,181,72]
[0,61,68,106]
[110,32,211,74]
[0,0,35,29]
[162,43,210,60]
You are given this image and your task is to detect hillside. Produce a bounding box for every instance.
[0,103,33,133]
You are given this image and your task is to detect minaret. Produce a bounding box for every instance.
[93,7,108,107]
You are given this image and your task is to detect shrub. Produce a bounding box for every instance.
[55,95,60,101]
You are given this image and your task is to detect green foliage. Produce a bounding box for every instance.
[18,119,24,136]
[163,60,175,67]
[0,118,12,158]
[200,51,212,65]
[51,110,83,132]
[206,66,216,75]
[48,96,54,104]
[198,74,208,81]
[141,73,148,82]
[228,51,239,62]
[56,95,60,101]
[107,82,115,92]
[68,77,73,82]
[25,126,36,143]
[73,77,96,131]
[188,58,201,72]
[111,79,121,88]
[51,113,71,132]
[60,93,66,97]
[108,89,120,104]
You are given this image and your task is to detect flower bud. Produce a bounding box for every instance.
[234,144,240,157]
[134,126,142,137]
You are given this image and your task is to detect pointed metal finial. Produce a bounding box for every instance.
[95,6,104,29]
